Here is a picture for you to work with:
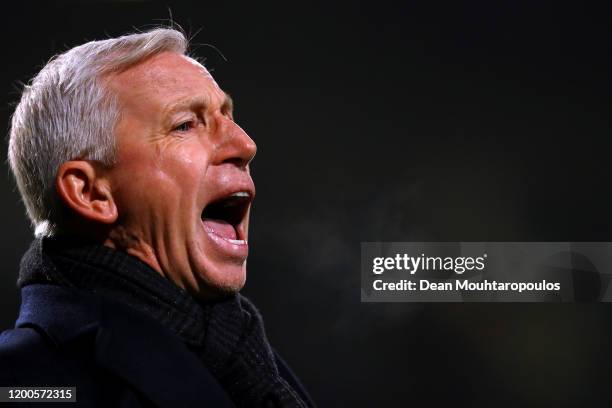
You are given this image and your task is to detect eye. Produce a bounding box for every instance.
[173,121,194,132]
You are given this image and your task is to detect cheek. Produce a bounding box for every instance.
[156,148,209,199]
[112,145,209,212]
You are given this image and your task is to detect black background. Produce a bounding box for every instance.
[2,1,612,406]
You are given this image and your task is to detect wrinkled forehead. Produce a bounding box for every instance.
[182,55,224,93]
[138,53,215,84]
[183,55,212,77]
[107,52,224,108]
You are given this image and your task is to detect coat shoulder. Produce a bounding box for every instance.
[0,326,93,384]
[0,326,137,407]
[0,327,54,382]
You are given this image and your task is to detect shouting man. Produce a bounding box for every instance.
[0,28,313,407]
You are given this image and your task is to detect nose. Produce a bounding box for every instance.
[213,118,257,168]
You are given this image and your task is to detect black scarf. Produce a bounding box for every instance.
[18,237,308,408]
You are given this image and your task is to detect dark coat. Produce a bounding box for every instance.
[0,284,312,407]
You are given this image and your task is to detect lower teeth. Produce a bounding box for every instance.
[227,239,246,245]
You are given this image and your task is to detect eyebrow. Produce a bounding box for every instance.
[222,93,234,114]
[164,92,234,117]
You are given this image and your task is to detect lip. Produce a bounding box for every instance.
[205,180,256,208]
[199,176,255,262]
[202,220,249,261]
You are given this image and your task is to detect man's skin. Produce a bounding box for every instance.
[54,52,257,300]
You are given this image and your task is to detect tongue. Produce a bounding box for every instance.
[202,218,237,240]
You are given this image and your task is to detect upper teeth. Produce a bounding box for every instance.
[231,191,250,198]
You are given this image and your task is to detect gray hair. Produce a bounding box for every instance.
[8,28,188,237]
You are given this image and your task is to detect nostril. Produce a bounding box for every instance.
[222,157,251,168]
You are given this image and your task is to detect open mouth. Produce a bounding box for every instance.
[201,191,252,245]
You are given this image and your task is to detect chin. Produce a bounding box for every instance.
[191,260,247,300]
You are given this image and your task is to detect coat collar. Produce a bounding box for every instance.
[16,284,235,408]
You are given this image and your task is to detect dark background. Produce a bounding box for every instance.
[2,1,612,406]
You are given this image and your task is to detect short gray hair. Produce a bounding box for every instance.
[8,28,188,237]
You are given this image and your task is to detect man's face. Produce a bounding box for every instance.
[105,52,256,299]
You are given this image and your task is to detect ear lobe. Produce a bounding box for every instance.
[56,160,118,225]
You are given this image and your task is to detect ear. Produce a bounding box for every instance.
[55,160,118,225]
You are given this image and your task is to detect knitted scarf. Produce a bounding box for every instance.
[18,237,308,408]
